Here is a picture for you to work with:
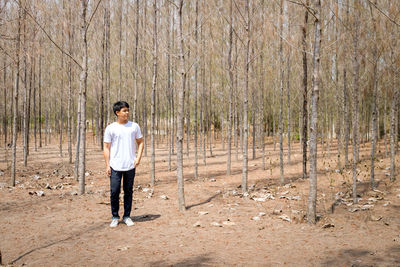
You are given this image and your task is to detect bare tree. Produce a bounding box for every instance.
[78,0,88,195]
[352,1,361,203]
[307,0,322,224]
[301,0,309,179]
[176,0,186,212]
[11,3,22,186]
[369,0,378,189]
[133,0,139,121]
[194,0,199,178]
[278,0,284,185]
[242,0,250,193]
[150,0,157,186]
[226,0,233,175]
[3,55,7,149]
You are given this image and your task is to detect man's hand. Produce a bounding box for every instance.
[134,158,140,168]
[104,142,111,176]
[135,137,144,169]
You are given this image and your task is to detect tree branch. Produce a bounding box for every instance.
[366,0,400,27]
[85,0,103,34]
[14,0,83,70]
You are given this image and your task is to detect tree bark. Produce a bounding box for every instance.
[68,4,73,163]
[133,0,139,121]
[227,0,233,175]
[176,0,186,212]
[242,0,250,193]
[3,56,7,149]
[352,1,361,203]
[194,0,199,178]
[369,1,378,189]
[278,0,284,185]
[150,0,157,186]
[11,4,22,186]
[78,0,88,195]
[301,1,309,179]
[307,0,321,224]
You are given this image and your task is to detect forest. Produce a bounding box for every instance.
[0,0,399,265]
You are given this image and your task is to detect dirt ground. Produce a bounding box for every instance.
[1,137,400,266]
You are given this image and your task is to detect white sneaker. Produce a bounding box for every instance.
[123,217,135,227]
[110,218,119,228]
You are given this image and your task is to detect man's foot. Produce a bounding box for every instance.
[123,217,134,227]
[110,218,119,228]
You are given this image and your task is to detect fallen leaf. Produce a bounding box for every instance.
[278,214,291,222]
[211,222,222,227]
[322,223,335,228]
[193,221,201,227]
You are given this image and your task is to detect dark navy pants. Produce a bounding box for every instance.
[110,167,135,219]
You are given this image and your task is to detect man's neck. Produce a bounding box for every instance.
[117,119,129,124]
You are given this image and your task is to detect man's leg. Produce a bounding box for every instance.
[122,168,136,218]
[110,168,122,219]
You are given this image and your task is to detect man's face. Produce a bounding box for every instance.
[116,107,129,122]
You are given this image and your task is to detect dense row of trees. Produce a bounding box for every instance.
[0,0,399,223]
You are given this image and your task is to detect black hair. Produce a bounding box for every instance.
[113,101,130,116]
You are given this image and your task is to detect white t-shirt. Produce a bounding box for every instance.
[104,121,143,171]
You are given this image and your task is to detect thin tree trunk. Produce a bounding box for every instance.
[384,87,388,157]
[176,0,186,212]
[39,54,42,148]
[68,10,73,163]
[227,0,233,175]
[335,0,341,170]
[23,8,28,167]
[307,0,321,224]
[167,1,172,172]
[118,0,122,100]
[369,1,378,189]
[194,0,199,178]
[143,2,148,158]
[302,2,308,179]
[105,0,111,126]
[343,69,349,167]
[33,58,37,152]
[286,20,291,164]
[202,18,206,166]
[242,0,250,194]
[278,0,284,185]
[11,4,22,186]
[60,7,64,157]
[133,0,139,121]
[150,0,157,186]
[78,0,88,195]
[3,56,7,149]
[186,49,190,158]
[390,89,398,182]
[352,2,360,203]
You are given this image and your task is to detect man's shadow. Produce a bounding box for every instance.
[132,214,161,222]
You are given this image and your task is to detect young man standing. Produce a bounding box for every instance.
[104,101,144,227]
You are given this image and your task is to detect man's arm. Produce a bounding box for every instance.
[134,137,144,168]
[104,142,111,176]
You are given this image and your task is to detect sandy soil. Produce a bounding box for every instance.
[0,137,400,266]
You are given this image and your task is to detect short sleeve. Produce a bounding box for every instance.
[135,124,143,139]
[104,125,112,143]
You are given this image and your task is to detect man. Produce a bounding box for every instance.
[104,101,144,227]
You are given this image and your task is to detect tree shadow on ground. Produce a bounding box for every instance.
[321,246,400,267]
[186,193,222,210]
[148,253,214,267]
[132,214,161,222]
[8,222,107,265]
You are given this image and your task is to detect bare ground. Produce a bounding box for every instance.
[1,137,400,266]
